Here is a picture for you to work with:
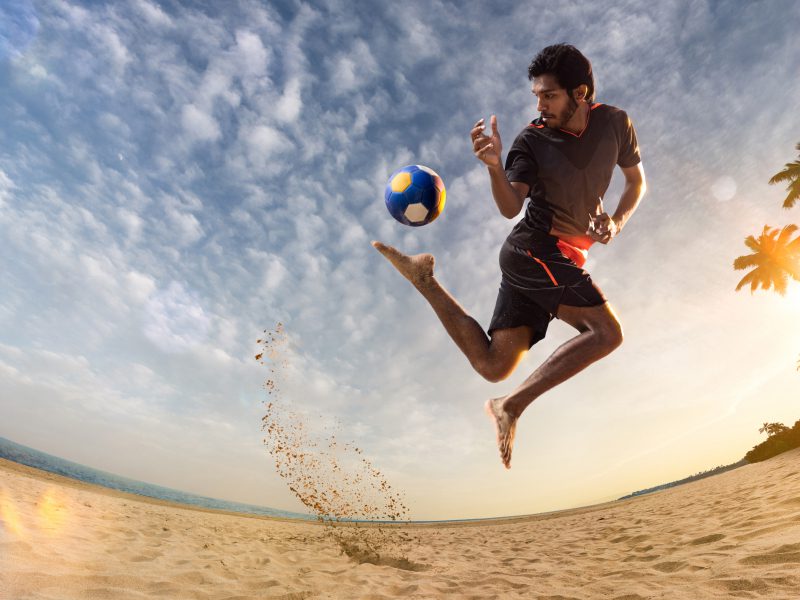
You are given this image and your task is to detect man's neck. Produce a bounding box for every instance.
[561,102,590,135]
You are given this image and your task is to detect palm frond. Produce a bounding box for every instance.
[733,254,762,270]
[782,180,800,209]
[777,224,799,245]
[743,235,762,253]
[768,162,800,185]
[735,270,758,292]
[773,270,789,295]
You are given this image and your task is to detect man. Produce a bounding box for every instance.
[372,44,646,468]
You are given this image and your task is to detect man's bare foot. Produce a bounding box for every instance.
[484,397,518,469]
[371,241,435,287]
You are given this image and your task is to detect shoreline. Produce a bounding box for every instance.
[0,456,718,528]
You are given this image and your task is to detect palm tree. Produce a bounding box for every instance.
[733,224,800,294]
[769,142,800,209]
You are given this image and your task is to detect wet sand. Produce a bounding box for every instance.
[2,449,800,599]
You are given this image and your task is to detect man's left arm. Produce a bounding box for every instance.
[590,163,646,244]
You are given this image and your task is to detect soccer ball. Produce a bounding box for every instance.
[384,165,446,226]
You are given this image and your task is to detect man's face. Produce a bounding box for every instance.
[531,74,579,129]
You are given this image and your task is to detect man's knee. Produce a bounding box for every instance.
[473,357,515,383]
[598,318,623,350]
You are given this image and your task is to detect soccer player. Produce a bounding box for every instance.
[372,44,646,468]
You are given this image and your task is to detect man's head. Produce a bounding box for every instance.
[528,44,594,129]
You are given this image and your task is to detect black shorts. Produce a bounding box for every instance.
[488,234,607,348]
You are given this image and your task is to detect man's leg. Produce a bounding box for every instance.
[486,302,623,468]
[372,241,530,382]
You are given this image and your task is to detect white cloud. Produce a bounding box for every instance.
[144,281,211,353]
[133,0,173,28]
[275,77,302,123]
[0,169,14,207]
[244,124,286,169]
[181,103,221,142]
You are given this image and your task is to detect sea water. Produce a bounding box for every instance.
[0,436,313,520]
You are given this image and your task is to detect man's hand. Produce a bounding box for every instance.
[471,115,502,168]
[587,212,619,244]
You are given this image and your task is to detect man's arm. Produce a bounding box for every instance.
[472,115,529,219]
[488,166,528,219]
[589,163,646,244]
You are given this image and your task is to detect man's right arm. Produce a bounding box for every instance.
[471,114,529,219]
[488,165,528,219]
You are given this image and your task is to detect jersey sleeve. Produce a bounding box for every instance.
[616,111,641,168]
[504,132,538,193]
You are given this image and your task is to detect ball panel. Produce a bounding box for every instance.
[390,171,412,193]
[387,191,410,222]
[404,183,423,205]
[404,203,429,223]
[418,185,438,210]
[411,169,433,189]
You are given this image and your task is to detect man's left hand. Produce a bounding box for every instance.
[587,213,619,244]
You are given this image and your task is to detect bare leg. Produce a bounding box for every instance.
[371,241,530,382]
[486,302,624,468]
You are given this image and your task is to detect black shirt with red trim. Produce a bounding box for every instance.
[504,103,641,250]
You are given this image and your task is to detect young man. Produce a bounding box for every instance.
[372,44,646,468]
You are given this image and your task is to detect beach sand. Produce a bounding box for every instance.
[1,450,799,600]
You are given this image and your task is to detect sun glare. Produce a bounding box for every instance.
[38,488,69,535]
[0,490,25,538]
[784,281,800,305]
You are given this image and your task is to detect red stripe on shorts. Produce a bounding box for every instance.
[526,250,559,286]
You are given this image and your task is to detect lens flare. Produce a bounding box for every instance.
[0,489,25,537]
[38,488,69,534]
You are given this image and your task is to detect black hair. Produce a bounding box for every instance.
[527,44,595,103]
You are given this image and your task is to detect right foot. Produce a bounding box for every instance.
[371,241,435,287]
[484,397,518,469]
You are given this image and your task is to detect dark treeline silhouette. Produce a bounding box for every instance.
[618,460,748,500]
[620,418,800,499]
[745,419,800,463]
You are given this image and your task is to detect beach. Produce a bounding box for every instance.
[2,450,799,599]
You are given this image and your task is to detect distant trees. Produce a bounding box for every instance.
[745,419,800,463]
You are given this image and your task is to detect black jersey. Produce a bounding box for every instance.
[504,103,641,250]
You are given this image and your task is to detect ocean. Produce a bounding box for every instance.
[0,436,314,521]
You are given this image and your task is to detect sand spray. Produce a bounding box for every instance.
[256,324,424,569]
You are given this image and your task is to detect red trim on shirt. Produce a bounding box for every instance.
[556,239,588,268]
[559,104,594,138]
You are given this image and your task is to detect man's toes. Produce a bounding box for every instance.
[371,240,402,260]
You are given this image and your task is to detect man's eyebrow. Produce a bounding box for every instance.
[532,88,559,95]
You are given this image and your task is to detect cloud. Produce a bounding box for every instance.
[181,103,222,142]
[144,281,211,352]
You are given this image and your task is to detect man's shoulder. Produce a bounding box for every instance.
[592,103,629,120]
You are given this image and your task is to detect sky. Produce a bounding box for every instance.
[1,0,799,521]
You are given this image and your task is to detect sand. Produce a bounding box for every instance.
[2,450,800,600]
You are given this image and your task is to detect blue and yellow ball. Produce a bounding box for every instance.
[384,165,446,226]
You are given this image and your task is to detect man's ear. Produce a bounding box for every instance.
[574,84,589,101]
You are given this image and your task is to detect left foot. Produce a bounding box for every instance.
[484,398,518,469]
